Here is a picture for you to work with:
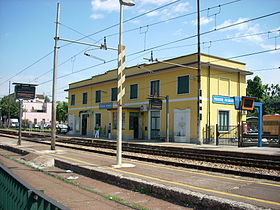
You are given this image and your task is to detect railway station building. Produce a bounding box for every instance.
[66,53,253,143]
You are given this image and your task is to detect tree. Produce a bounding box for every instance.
[0,96,20,120]
[246,76,265,101]
[262,84,280,115]
[247,76,280,115]
[56,101,68,123]
[44,95,51,103]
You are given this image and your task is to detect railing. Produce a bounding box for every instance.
[203,125,215,144]
[0,164,67,210]
[203,124,241,146]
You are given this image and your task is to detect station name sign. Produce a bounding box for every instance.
[212,95,234,105]
[99,102,113,109]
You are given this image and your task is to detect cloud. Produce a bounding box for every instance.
[144,2,190,20]
[90,13,104,19]
[90,0,190,20]
[216,18,249,31]
[173,28,183,36]
[191,17,213,26]
[146,10,160,17]
[91,0,119,12]
[137,0,172,6]
[217,18,279,51]
[172,2,189,13]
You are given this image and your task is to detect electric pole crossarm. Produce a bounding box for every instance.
[58,38,118,51]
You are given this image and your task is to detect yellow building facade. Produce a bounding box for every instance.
[66,53,252,143]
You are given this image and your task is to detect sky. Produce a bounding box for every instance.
[0,0,279,101]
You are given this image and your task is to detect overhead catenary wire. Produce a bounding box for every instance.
[131,11,280,54]
[105,0,242,38]
[0,0,183,88]
[154,29,280,52]
[0,51,53,86]
[38,10,280,86]
[59,0,183,49]
[3,5,279,93]
[38,46,280,88]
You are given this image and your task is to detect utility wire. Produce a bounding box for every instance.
[36,10,280,86]
[0,0,181,87]
[0,51,53,86]
[250,67,280,72]
[5,8,278,90]
[60,23,98,42]
[29,46,91,83]
[38,46,280,88]
[227,48,280,60]
[154,29,280,52]
[138,11,280,53]
[59,0,182,47]
[105,0,242,38]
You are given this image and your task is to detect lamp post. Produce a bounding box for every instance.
[116,0,135,167]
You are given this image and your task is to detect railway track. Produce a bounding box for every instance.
[55,137,280,171]
[1,129,280,181]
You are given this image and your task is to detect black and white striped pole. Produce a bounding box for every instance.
[116,0,135,167]
[197,0,203,145]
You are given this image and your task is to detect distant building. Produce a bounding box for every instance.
[22,94,52,127]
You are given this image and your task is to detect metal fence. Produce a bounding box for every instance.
[203,124,241,146]
[241,121,280,147]
[203,123,280,147]
[0,164,67,210]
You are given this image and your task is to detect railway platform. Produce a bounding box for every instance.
[1,135,280,210]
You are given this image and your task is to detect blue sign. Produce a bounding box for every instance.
[99,102,113,109]
[234,96,241,110]
[212,96,234,105]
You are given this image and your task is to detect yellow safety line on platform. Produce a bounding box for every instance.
[2,137,280,189]
[49,152,280,207]
[68,149,280,188]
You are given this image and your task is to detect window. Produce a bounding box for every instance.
[82,92,88,104]
[95,113,101,127]
[113,112,125,129]
[129,112,139,130]
[177,75,190,94]
[130,84,138,99]
[218,111,229,131]
[70,94,75,106]
[111,87,117,101]
[95,90,101,103]
[150,80,160,96]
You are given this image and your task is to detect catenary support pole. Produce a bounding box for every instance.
[51,3,60,150]
[197,0,203,145]
[18,99,23,145]
[8,81,11,128]
[255,102,263,147]
[166,95,169,142]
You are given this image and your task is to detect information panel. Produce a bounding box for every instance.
[149,98,162,110]
[241,96,255,110]
[14,84,36,100]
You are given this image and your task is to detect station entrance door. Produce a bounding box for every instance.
[151,111,160,139]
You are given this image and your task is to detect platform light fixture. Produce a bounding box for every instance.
[116,0,135,167]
